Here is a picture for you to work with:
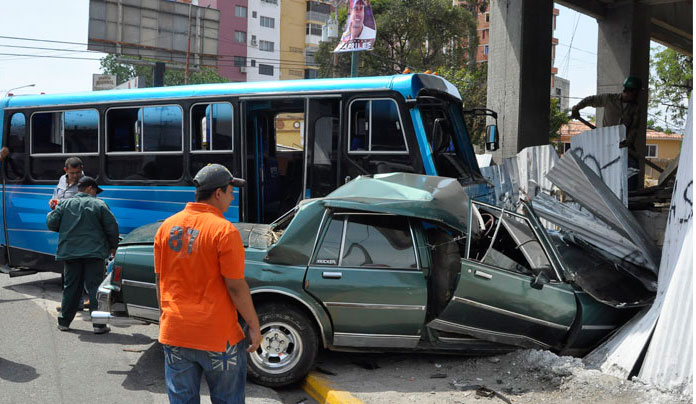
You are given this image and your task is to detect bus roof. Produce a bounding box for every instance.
[1,73,461,109]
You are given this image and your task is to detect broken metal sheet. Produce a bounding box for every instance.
[516,144,559,198]
[585,97,693,395]
[476,153,493,168]
[479,157,519,209]
[546,151,660,274]
[638,96,693,394]
[531,193,657,273]
[569,125,628,206]
[640,225,693,393]
[657,153,679,186]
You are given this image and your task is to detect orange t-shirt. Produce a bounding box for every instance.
[154,202,245,352]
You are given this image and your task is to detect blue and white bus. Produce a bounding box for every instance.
[0,73,493,274]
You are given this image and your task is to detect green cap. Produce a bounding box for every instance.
[623,76,642,90]
[193,164,246,191]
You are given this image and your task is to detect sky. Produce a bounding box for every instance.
[553,5,599,107]
[0,0,106,96]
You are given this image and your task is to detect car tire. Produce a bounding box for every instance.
[247,304,319,387]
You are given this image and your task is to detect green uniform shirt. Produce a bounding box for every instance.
[575,93,641,152]
[46,192,120,261]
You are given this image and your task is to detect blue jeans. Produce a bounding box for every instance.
[163,339,247,404]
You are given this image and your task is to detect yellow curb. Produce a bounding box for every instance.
[302,372,364,404]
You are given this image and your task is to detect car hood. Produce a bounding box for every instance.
[323,173,479,235]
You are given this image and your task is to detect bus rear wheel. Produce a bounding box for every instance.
[247,304,318,387]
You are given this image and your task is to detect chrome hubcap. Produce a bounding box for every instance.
[250,321,303,375]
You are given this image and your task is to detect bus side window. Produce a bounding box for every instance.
[29,109,100,180]
[106,105,183,181]
[63,110,99,154]
[5,113,26,180]
[371,100,407,152]
[349,100,368,152]
[191,102,233,152]
[348,99,407,153]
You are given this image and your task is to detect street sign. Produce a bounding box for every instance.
[92,74,117,91]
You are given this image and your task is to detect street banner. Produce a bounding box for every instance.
[334,0,376,53]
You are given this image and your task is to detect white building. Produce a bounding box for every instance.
[247,0,281,81]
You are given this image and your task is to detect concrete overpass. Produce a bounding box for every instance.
[486,0,692,176]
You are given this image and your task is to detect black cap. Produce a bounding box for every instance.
[77,176,104,194]
[193,164,246,191]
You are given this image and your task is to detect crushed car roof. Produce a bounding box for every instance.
[321,173,479,234]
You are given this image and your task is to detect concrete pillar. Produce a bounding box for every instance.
[486,0,554,159]
[597,3,651,186]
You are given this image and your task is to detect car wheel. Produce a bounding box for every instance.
[247,304,319,387]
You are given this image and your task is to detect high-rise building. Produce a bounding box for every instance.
[196,0,333,81]
[302,1,333,79]
[280,0,308,80]
[199,0,249,82]
[247,0,281,81]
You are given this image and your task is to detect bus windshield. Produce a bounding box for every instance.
[418,94,481,182]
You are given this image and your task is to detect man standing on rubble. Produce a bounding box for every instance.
[571,76,643,189]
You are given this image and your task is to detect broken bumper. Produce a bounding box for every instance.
[92,273,147,326]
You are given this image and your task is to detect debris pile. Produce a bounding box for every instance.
[476,98,692,399]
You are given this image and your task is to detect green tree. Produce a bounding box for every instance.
[100,54,228,87]
[549,97,570,152]
[649,46,693,129]
[315,0,478,77]
[437,65,488,145]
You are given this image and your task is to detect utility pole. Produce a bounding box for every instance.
[185,3,193,85]
[351,52,359,77]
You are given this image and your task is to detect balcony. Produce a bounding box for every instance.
[305,34,321,46]
[306,10,330,23]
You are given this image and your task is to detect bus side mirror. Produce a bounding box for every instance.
[485,124,499,152]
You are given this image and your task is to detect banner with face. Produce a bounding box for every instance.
[333,0,376,53]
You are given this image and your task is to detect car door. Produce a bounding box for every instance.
[428,203,577,350]
[304,212,427,349]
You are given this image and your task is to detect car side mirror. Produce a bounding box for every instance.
[531,271,550,290]
[485,124,499,152]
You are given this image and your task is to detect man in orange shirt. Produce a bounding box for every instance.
[154,164,261,404]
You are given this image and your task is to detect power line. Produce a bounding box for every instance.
[0,36,321,68]
[556,42,596,56]
[561,12,581,78]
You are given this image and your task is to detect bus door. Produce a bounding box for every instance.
[305,97,341,199]
[243,98,305,224]
[340,97,424,185]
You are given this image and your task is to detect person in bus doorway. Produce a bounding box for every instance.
[47,176,119,334]
[154,164,260,404]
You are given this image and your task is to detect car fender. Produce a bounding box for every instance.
[251,287,333,348]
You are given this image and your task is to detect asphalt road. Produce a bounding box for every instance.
[0,271,312,404]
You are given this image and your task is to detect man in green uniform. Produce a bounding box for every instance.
[571,76,643,189]
[47,176,119,334]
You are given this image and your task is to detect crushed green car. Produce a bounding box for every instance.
[93,173,655,387]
